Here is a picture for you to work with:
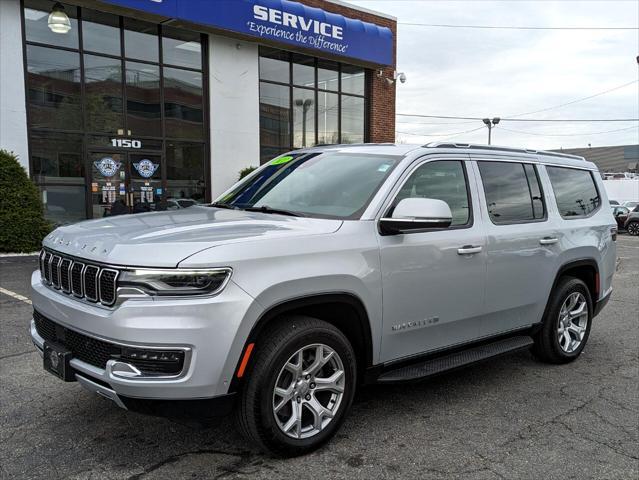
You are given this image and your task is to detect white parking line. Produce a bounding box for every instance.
[0,287,32,305]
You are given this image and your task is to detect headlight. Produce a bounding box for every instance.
[118,268,232,297]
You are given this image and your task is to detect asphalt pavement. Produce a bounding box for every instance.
[1,236,637,479]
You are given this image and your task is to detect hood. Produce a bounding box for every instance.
[43,206,343,267]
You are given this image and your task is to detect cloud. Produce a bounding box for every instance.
[351,0,639,149]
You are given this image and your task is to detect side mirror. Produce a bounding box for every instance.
[380,198,453,235]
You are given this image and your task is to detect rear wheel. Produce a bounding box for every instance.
[626,221,639,236]
[236,316,356,456]
[532,277,593,364]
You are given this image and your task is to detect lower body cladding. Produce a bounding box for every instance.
[29,271,257,414]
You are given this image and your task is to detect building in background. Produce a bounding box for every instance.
[0,0,397,224]
[553,145,639,174]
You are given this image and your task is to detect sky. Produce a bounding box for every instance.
[349,0,639,150]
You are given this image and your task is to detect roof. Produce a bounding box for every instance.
[300,142,596,169]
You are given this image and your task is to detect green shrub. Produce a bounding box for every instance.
[0,150,51,253]
[238,166,258,180]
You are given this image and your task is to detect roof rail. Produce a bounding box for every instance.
[423,142,585,161]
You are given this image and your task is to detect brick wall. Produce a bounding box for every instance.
[301,0,397,143]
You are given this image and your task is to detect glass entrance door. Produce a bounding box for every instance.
[90,152,163,217]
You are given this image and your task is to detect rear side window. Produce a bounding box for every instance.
[478,161,546,224]
[546,166,601,218]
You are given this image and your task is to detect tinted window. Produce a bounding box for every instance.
[84,54,123,133]
[124,19,158,62]
[24,0,78,49]
[292,54,315,87]
[126,61,161,137]
[393,160,471,226]
[293,88,315,148]
[26,45,82,130]
[259,48,290,83]
[318,92,339,145]
[82,9,120,56]
[31,131,84,183]
[162,27,201,69]
[166,142,206,202]
[341,96,365,144]
[341,65,365,95]
[547,166,601,218]
[479,162,545,224]
[259,82,290,163]
[163,67,204,140]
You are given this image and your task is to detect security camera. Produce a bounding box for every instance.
[397,72,407,84]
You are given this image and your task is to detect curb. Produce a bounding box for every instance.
[0,252,40,258]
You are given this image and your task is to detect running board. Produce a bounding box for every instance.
[377,335,534,383]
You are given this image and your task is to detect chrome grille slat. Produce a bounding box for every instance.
[40,249,119,306]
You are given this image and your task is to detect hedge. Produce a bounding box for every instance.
[0,150,51,253]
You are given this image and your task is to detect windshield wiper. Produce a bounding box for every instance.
[243,205,304,217]
[209,202,239,210]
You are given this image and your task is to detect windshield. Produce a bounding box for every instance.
[214,152,402,219]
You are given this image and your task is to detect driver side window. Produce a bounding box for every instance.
[392,160,471,226]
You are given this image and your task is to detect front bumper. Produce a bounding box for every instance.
[30,270,260,405]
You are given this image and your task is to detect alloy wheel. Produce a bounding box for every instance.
[272,343,345,439]
[627,222,639,236]
[557,292,588,353]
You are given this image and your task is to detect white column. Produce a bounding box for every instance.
[0,0,29,172]
[208,35,260,198]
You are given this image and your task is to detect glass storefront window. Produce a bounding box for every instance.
[318,92,338,145]
[341,95,365,144]
[31,131,84,183]
[26,45,82,130]
[293,88,316,148]
[162,27,202,70]
[82,9,121,56]
[259,83,291,163]
[341,65,365,96]
[292,54,315,88]
[166,143,206,203]
[124,19,158,62]
[24,0,78,49]
[126,62,161,137]
[259,48,290,84]
[259,47,368,155]
[84,54,123,134]
[163,67,204,140]
[40,185,87,225]
[317,60,339,92]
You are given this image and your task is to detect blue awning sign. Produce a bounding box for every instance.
[98,0,393,65]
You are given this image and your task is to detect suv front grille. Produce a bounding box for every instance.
[39,249,119,306]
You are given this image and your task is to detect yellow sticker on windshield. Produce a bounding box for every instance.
[270,155,294,165]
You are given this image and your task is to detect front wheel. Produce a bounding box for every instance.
[532,277,593,364]
[626,221,639,236]
[236,316,357,456]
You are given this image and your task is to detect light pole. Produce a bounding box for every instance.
[482,117,500,145]
[295,98,313,147]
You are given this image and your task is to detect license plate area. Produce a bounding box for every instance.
[43,341,75,382]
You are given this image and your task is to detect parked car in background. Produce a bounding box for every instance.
[609,200,620,206]
[624,207,639,236]
[611,206,630,229]
[166,198,200,210]
[30,143,617,456]
[622,201,638,210]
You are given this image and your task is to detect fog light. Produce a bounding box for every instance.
[119,348,185,376]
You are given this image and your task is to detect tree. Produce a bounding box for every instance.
[0,150,51,252]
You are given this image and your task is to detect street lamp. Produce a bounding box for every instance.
[48,2,71,34]
[295,98,313,147]
[482,117,500,145]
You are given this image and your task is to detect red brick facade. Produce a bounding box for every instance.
[300,1,397,143]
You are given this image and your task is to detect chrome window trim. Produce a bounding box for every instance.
[52,255,62,289]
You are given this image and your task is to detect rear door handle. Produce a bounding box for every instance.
[539,237,559,245]
[457,245,482,255]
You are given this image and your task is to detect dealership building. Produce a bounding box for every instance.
[0,0,396,224]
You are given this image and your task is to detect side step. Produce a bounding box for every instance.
[377,335,534,383]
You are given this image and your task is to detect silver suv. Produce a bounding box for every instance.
[31,143,617,456]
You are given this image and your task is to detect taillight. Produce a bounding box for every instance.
[611,227,617,241]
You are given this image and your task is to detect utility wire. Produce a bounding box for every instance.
[396,126,486,137]
[496,125,638,136]
[398,22,638,30]
[396,113,639,122]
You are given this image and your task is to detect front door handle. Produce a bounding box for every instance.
[457,245,482,255]
[539,237,559,245]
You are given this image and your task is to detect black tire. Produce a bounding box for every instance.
[532,276,593,364]
[626,221,639,236]
[236,316,357,457]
